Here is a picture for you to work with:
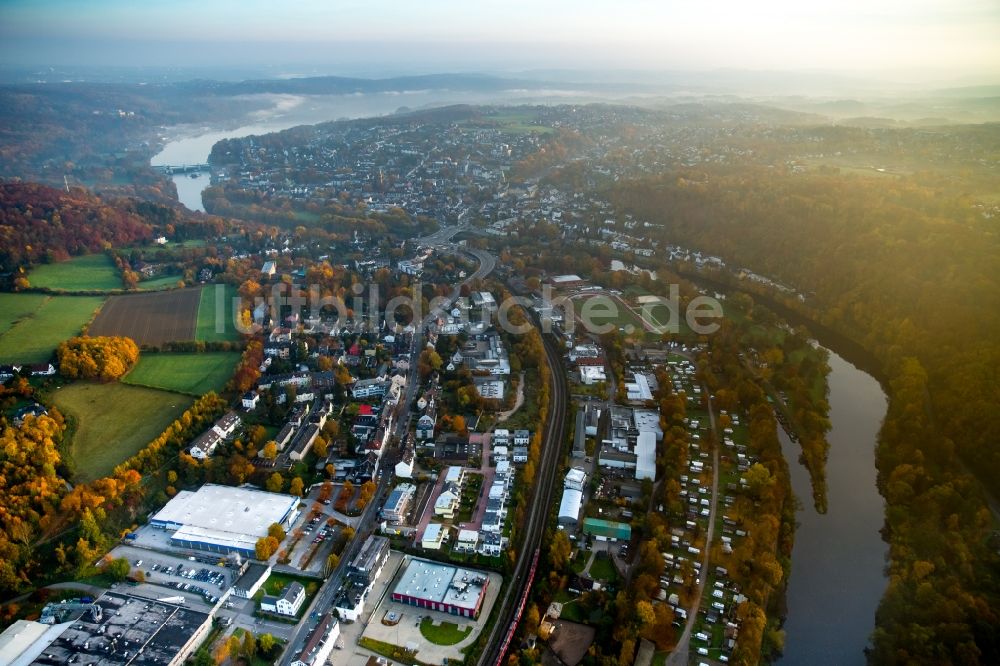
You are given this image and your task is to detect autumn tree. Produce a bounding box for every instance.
[325,553,340,576]
[242,631,257,658]
[104,557,131,582]
[57,336,140,381]
[313,436,329,459]
[549,531,572,571]
[255,536,279,560]
[262,440,278,460]
[266,472,285,493]
[357,480,377,509]
[268,523,286,541]
[417,348,443,378]
[289,477,304,497]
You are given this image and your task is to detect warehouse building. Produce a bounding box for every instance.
[558,467,587,528]
[583,518,632,542]
[391,558,490,618]
[233,562,271,599]
[150,484,299,558]
[7,592,211,666]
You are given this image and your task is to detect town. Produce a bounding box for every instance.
[2,95,993,666]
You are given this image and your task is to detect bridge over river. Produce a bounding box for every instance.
[152,163,210,174]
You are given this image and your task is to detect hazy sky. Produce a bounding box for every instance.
[1,0,998,81]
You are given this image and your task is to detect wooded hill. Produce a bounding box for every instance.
[611,166,1000,663]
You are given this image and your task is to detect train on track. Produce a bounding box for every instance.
[495,547,541,666]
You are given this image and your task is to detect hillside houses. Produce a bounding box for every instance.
[188,411,243,460]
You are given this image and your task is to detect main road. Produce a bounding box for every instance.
[278,223,497,664]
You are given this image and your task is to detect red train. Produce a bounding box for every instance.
[495,547,541,666]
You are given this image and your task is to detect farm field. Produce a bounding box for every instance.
[138,274,184,291]
[0,294,106,363]
[124,352,239,395]
[196,283,242,342]
[53,382,192,481]
[0,293,49,336]
[88,288,201,345]
[28,254,121,291]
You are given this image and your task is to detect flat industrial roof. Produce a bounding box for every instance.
[558,488,583,521]
[635,431,656,481]
[393,558,488,611]
[152,484,298,543]
[0,620,59,666]
[27,592,210,666]
[633,409,663,437]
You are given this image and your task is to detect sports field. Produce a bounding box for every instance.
[53,382,193,481]
[196,283,242,342]
[88,288,201,345]
[28,254,121,291]
[124,352,239,395]
[572,293,646,335]
[0,294,106,363]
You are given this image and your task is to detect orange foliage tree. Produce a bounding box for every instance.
[57,335,139,381]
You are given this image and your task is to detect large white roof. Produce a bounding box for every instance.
[393,558,488,611]
[152,484,298,542]
[635,431,656,481]
[558,488,584,521]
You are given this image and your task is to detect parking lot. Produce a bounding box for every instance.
[354,553,504,665]
[107,543,235,606]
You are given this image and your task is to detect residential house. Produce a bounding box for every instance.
[381,484,416,523]
[188,430,222,459]
[456,529,479,553]
[422,523,448,550]
[261,582,305,617]
[290,614,340,666]
[415,411,436,441]
[394,446,414,478]
[434,485,460,519]
[351,378,388,400]
[478,532,503,557]
[242,391,260,411]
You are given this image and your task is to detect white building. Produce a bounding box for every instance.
[422,523,448,550]
[456,529,479,553]
[395,448,414,478]
[261,582,305,617]
[382,483,416,523]
[290,614,340,666]
[352,378,388,400]
[579,364,607,384]
[434,488,459,519]
[150,484,299,559]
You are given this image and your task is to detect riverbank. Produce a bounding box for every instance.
[777,350,887,664]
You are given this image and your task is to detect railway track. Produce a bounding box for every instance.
[477,319,568,666]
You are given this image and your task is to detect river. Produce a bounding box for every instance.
[150,88,606,212]
[779,349,888,664]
